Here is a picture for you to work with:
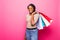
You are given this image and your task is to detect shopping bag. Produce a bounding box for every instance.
[36,14,46,30]
[39,12,53,27]
[36,12,53,30]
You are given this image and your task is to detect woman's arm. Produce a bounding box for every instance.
[31,12,39,26]
[31,14,35,26]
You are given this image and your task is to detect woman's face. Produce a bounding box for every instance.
[28,6,34,13]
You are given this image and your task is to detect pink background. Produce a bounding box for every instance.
[0,0,60,40]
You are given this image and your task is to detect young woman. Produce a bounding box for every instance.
[26,3,39,40]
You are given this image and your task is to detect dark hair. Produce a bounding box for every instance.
[27,3,36,12]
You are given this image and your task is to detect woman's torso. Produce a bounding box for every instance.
[26,12,39,28]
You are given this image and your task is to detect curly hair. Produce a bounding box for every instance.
[27,3,36,12]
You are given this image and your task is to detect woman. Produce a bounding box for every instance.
[25,3,39,40]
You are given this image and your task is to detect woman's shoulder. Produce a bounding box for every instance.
[35,11,40,16]
[26,14,29,18]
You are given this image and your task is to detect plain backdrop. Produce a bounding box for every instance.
[0,0,60,40]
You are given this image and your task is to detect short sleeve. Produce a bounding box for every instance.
[26,14,29,22]
[26,14,28,22]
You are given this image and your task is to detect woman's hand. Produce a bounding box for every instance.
[31,12,36,15]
